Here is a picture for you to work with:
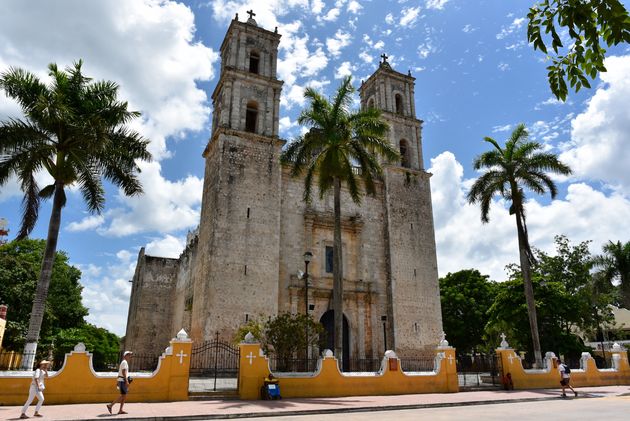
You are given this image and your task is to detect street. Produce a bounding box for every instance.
[240,395,630,420]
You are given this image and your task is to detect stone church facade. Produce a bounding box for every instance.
[124,14,443,360]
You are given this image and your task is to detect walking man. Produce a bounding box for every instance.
[20,359,50,419]
[559,359,577,397]
[107,351,133,415]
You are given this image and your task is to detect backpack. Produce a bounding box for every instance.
[563,364,571,374]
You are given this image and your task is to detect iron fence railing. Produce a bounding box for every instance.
[268,356,437,373]
[0,350,161,372]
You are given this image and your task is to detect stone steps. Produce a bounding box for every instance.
[188,389,240,401]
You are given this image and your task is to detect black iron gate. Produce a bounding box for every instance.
[190,337,240,379]
[456,353,502,389]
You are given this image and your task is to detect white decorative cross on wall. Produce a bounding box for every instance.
[447,354,455,365]
[176,350,188,364]
[507,354,515,365]
[246,351,256,365]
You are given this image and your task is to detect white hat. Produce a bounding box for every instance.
[123,351,133,357]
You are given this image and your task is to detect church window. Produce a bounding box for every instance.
[249,51,260,74]
[367,98,375,109]
[247,207,250,218]
[245,101,258,133]
[399,139,410,168]
[244,265,247,275]
[395,93,404,115]
[325,246,334,273]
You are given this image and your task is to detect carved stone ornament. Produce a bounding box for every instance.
[499,332,510,349]
[74,342,86,352]
[384,350,398,359]
[438,331,449,348]
[244,332,256,343]
[323,349,333,357]
[176,328,189,340]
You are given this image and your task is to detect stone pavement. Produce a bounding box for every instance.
[3,386,628,421]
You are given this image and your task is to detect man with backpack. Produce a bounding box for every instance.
[558,360,578,397]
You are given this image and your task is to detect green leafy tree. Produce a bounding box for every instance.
[439,269,497,354]
[467,124,572,367]
[53,324,120,370]
[593,240,630,309]
[0,239,88,351]
[527,0,630,101]
[0,61,151,367]
[234,313,324,371]
[486,236,614,360]
[280,76,398,365]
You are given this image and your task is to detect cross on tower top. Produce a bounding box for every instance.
[247,10,256,19]
[381,53,388,63]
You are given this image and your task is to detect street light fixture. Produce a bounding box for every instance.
[303,251,312,365]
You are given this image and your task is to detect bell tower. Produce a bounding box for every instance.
[210,10,283,138]
[192,12,285,342]
[359,55,443,357]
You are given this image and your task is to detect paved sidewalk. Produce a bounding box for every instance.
[3,386,628,421]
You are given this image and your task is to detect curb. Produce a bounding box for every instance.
[71,395,592,421]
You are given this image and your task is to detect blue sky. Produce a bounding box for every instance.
[1,0,629,336]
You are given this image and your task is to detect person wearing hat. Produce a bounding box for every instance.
[107,351,133,415]
[20,360,50,419]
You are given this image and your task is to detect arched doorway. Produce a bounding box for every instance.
[319,310,350,371]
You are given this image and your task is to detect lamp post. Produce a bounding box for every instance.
[303,251,313,365]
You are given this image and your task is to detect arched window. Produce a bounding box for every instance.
[367,98,375,109]
[399,139,410,168]
[395,93,404,115]
[249,51,260,74]
[245,101,258,133]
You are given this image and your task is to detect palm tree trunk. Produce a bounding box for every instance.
[332,177,344,369]
[621,278,630,310]
[514,209,543,368]
[21,182,64,369]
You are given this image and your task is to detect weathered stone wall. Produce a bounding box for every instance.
[191,129,283,343]
[278,167,390,359]
[124,249,178,356]
[384,167,443,357]
[170,233,197,338]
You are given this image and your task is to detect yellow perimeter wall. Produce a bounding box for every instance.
[0,338,191,405]
[238,343,459,400]
[497,347,630,389]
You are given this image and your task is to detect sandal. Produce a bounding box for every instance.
[106,404,113,414]
[118,411,128,414]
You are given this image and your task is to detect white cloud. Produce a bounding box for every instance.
[496,17,526,40]
[430,152,630,282]
[347,1,362,14]
[462,24,476,33]
[425,0,449,10]
[145,234,185,258]
[359,50,373,63]
[99,161,203,237]
[400,7,421,27]
[78,248,138,335]
[66,215,105,232]
[322,8,340,22]
[326,30,352,57]
[498,62,510,71]
[311,0,325,14]
[385,13,394,25]
[560,55,630,194]
[335,61,355,79]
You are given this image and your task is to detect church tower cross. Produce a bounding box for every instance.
[381,53,388,63]
[247,9,256,19]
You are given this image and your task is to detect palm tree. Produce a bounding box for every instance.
[467,124,571,368]
[0,61,151,368]
[280,76,398,366]
[594,240,630,309]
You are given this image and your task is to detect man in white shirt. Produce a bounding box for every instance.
[107,351,133,414]
[558,360,577,397]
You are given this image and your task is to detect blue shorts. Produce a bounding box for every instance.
[117,380,128,395]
